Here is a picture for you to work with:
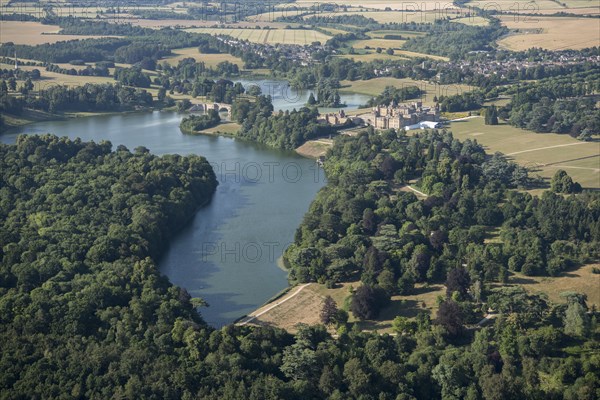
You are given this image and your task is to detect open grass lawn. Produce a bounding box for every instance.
[184,27,331,45]
[508,264,600,308]
[197,122,241,135]
[0,21,117,45]
[355,284,446,333]
[244,280,446,334]
[448,117,600,189]
[497,16,600,50]
[242,263,599,334]
[341,77,473,103]
[162,47,245,68]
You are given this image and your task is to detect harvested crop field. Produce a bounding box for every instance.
[1,21,116,45]
[184,27,331,44]
[497,16,600,50]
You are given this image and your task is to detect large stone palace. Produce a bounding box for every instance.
[365,101,440,130]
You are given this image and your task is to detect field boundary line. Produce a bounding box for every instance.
[506,142,586,156]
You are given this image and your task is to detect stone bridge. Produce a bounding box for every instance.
[190,102,232,115]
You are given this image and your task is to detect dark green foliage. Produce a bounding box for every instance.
[436,299,464,336]
[502,71,600,138]
[0,130,597,400]
[350,285,390,320]
[315,79,342,107]
[445,266,471,299]
[320,295,338,325]
[438,92,483,112]
[114,67,152,88]
[180,110,221,133]
[0,135,219,398]
[232,96,334,150]
[0,83,153,115]
[285,129,599,288]
[484,105,499,125]
[402,21,507,60]
[366,85,422,107]
[551,170,582,194]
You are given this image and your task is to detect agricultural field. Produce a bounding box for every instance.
[466,0,567,12]
[317,27,350,36]
[184,27,331,44]
[467,0,599,14]
[341,77,473,103]
[293,0,460,11]
[448,117,600,189]
[302,10,464,24]
[162,47,245,68]
[0,21,116,45]
[497,16,600,50]
[0,63,115,87]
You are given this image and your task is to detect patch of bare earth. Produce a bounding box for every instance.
[295,139,333,158]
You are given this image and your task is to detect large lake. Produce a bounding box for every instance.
[1,111,326,327]
[236,78,371,112]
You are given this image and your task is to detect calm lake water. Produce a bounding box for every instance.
[236,78,372,112]
[1,111,326,327]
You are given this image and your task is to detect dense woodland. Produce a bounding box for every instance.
[231,95,335,149]
[0,83,154,114]
[499,70,600,139]
[0,135,597,399]
[402,21,507,60]
[180,109,221,133]
[285,129,599,287]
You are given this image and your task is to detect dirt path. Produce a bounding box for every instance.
[405,185,428,197]
[550,165,600,172]
[506,142,587,156]
[236,283,311,326]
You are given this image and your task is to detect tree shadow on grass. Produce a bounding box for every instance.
[509,276,539,285]
[410,284,444,296]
